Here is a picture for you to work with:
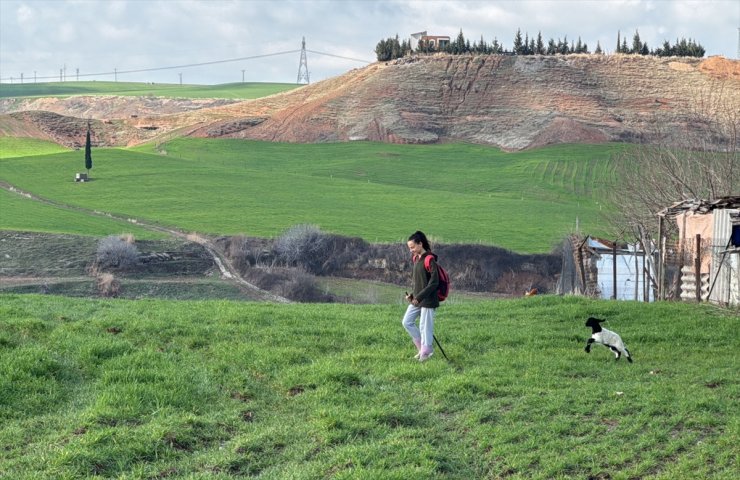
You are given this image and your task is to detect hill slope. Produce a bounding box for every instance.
[1,55,738,150]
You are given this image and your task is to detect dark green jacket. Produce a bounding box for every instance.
[412,252,440,309]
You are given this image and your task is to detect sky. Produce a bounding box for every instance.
[1,0,738,85]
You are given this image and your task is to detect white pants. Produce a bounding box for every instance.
[402,304,435,349]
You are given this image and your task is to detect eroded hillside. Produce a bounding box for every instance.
[2,54,738,150]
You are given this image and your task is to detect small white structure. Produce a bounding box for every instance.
[75,173,88,182]
[587,237,656,302]
[557,235,655,301]
[410,30,450,51]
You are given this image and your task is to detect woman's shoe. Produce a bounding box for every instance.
[419,351,433,362]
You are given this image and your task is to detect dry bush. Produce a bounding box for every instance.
[320,234,371,274]
[220,235,276,274]
[274,224,331,274]
[278,270,334,303]
[242,266,292,292]
[96,235,140,271]
[97,273,121,297]
[119,233,136,244]
[241,265,334,302]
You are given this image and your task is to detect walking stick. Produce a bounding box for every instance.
[433,334,449,361]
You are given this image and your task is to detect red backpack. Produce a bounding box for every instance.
[424,254,450,302]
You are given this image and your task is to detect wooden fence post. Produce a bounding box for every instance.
[695,233,702,302]
[612,241,618,300]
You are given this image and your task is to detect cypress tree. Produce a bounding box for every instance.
[84,122,93,177]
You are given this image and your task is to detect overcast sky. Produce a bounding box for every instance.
[1,0,738,85]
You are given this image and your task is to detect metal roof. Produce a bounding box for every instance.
[657,196,740,218]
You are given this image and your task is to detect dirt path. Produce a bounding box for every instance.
[1,181,290,303]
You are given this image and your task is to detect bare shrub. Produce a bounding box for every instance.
[275,224,331,274]
[96,235,140,271]
[119,233,136,244]
[242,266,292,291]
[279,270,334,303]
[97,273,121,297]
[320,234,370,274]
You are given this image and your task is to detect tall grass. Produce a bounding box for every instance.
[1,139,622,252]
[0,294,737,478]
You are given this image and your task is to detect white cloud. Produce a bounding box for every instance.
[1,0,737,84]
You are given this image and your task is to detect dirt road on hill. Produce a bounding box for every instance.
[0,181,289,302]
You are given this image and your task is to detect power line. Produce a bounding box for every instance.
[0,46,374,84]
[1,49,300,83]
[307,50,372,64]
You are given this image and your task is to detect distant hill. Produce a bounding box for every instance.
[1,55,738,150]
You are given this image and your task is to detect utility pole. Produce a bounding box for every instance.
[76,68,79,81]
[179,73,182,85]
[297,36,309,84]
[242,69,245,83]
[20,73,23,84]
[114,68,117,82]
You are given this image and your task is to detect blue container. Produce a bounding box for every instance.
[732,225,740,247]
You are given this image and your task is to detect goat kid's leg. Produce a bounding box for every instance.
[609,346,621,360]
[625,349,633,363]
[585,338,594,353]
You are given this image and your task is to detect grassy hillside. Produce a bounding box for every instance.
[0,81,300,100]
[0,294,736,479]
[0,138,621,252]
[0,189,165,239]
[0,137,71,158]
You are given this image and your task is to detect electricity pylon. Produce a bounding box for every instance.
[297,37,310,84]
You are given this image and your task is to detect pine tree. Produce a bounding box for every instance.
[616,30,621,53]
[513,28,524,54]
[453,29,466,54]
[536,32,545,55]
[84,122,93,177]
[631,30,642,54]
[595,41,603,54]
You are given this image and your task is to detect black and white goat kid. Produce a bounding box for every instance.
[584,317,632,362]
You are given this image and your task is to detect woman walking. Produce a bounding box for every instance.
[402,231,439,362]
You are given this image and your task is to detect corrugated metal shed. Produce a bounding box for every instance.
[708,209,740,305]
[588,238,655,302]
[656,196,740,306]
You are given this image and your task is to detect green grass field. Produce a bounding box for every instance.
[0,189,165,239]
[0,137,71,158]
[0,294,736,479]
[0,81,300,100]
[1,138,622,252]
